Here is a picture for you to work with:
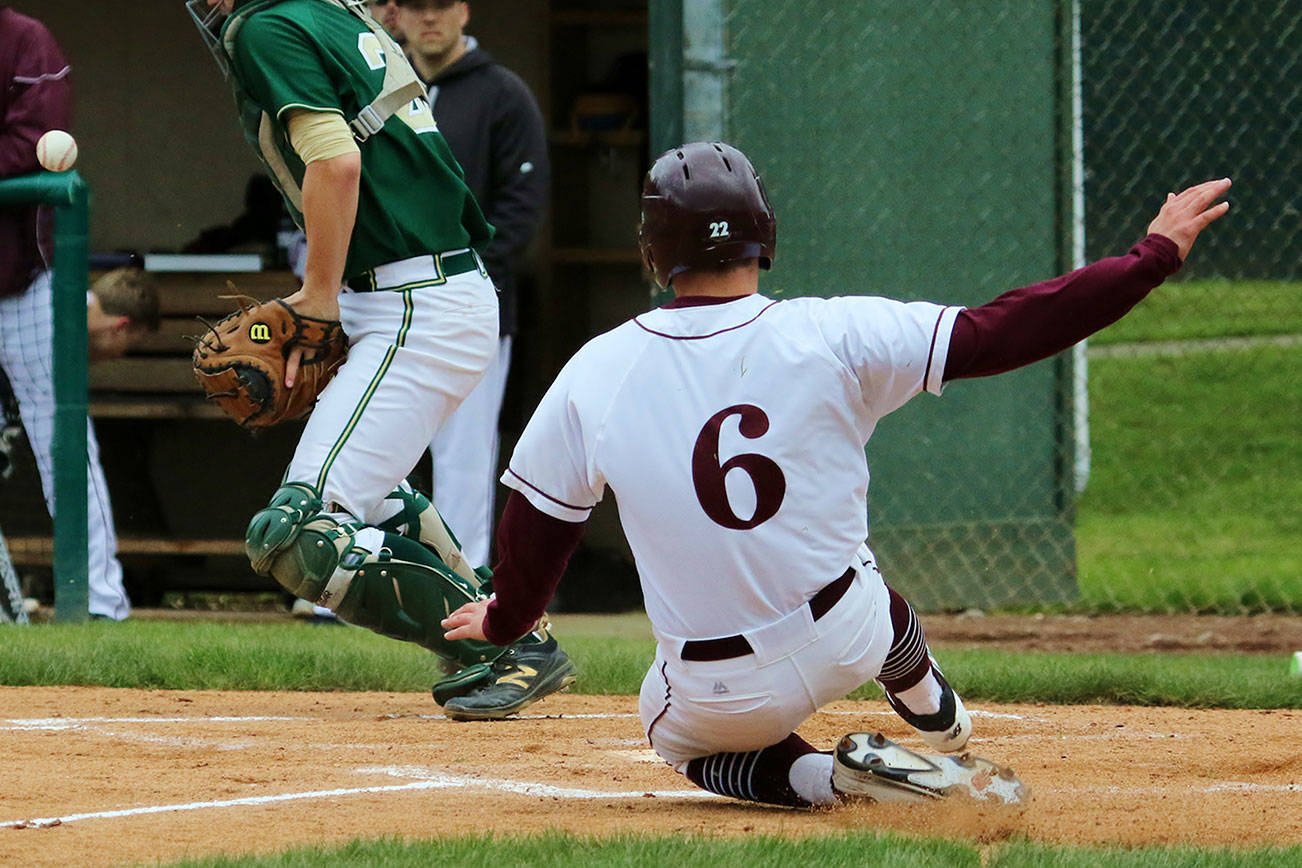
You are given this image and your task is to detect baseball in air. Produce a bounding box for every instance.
[36,130,78,172]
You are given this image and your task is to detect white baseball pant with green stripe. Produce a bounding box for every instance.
[286,260,498,529]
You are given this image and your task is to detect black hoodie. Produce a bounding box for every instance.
[421,39,549,335]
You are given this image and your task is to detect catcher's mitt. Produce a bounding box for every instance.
[192,296,348,428]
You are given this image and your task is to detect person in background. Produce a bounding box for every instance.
[366,0,405,45]
[0,6,145,621]
[88,267,161,362]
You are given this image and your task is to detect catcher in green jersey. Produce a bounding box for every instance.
[187,0,576,720]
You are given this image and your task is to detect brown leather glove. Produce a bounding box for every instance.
[193,297,347,429]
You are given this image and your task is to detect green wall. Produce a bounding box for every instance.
[655,1,1078,608]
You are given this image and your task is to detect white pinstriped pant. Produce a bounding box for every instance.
[0,270,130,619]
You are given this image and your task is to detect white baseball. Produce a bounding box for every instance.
[36,130,78,172]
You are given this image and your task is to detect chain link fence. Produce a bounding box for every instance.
[719,0,1300,614]
[1076,0,1301,613]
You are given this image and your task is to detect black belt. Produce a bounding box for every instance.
[345,249,481,293]
[680,566,856,662]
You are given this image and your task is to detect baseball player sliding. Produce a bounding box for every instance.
[187,0,574,718]
[444,142,1230,806]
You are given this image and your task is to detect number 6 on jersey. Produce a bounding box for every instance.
[691,404,786,530]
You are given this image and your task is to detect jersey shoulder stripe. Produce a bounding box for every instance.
[502,469,593,514]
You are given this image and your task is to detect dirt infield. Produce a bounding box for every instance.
[1,688,1299,867]
[923,612,1302,655]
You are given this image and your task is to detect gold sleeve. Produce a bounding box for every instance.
[285,109,360,164]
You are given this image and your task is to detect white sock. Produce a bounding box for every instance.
[893,670,943,716]
[789,752,837,805]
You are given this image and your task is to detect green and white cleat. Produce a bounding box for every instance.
[832,732,1028,805]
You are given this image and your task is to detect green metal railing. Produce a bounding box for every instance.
[0,171,90,622]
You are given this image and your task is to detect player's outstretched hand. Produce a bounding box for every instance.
[442,599,491,642]
[1146,178,1232,261]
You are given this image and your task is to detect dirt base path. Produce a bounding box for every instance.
[923,612,1302,654]
[1,688,1298,867]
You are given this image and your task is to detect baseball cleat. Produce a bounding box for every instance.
[440,636,577,721]
[832,732,1028,805]
[883,668,971,753]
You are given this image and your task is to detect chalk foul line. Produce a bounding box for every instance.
[2,767,715,829]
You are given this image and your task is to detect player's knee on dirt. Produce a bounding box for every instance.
[245,482,323,576]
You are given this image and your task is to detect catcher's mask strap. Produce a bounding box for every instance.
[186,0,231,79]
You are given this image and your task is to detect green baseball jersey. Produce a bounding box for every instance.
[224,0,492,280]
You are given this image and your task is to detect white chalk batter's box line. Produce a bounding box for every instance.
[6,760,1298,830]
[3,767,720,829]
[1,715,306,730]
[0,709,1037,732]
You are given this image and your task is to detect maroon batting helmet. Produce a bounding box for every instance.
[638,142,776,288]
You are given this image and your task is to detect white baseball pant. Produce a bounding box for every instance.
[285,254,498,527]
[639,545,893,767]
[0,270,130,620]
[428,333,511,566]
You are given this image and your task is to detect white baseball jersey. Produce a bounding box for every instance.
[504,292,960,640]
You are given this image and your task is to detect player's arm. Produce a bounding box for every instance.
[0,23,71,175]
[280,110,360,386]
[230,17,359,383]
[444,359,598,644]
[943,178,1231,381]
[442,491,586,644]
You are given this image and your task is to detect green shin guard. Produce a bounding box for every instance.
[266,522,506,669]
[377,484,483,588]
[245,482,324,576]
[333,534,507,667]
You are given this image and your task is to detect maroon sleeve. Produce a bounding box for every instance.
[0,16,72,176]
[943,234,1182,381]
[480,490,587,646]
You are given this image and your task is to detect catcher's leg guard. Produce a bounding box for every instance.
[376,481,484,587]
[265,516,507,668]
[245,482,324,576]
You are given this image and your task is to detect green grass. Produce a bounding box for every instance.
[158,833,1302,868]
[1088,278,1301,345]
[1076,344,1302,611]
[3,618,1299,708]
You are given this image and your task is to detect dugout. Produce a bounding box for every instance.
[5,0,1085,614]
